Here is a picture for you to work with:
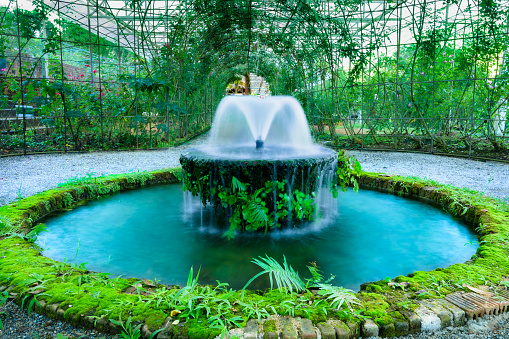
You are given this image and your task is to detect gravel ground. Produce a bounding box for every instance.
[1,141,508,206]
[350,150,509,201]
[0,135,209,206]
[391,312,509,339]
[1,138,509,338]
[0,300,117,339]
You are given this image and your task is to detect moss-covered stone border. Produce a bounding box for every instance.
[357,172,509,293]
[1,168,508,338]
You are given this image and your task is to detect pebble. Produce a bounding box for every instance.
[348,150,509,201]
[0,299,117,338]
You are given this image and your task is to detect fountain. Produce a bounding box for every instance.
[179,96,338,238]
[35,95,479,290]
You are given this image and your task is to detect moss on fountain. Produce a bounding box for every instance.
[180,146,338,236]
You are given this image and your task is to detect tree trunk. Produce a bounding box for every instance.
[244,72,251,95]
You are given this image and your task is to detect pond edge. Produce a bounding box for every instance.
[0,168,508,338]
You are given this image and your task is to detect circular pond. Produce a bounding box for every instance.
[37,185,478,290]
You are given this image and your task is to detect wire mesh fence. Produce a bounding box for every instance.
[0,0,508,160]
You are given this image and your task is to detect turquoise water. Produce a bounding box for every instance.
[38,185,478,291]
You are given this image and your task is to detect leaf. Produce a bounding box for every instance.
[232,176,247,192]
[242,255,305,293]
[317,284,360,311]
[65,110,84,118]
[244,202,268,227]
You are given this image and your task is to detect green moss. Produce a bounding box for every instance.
[388,310,406,322]
[379,322,396,337]
[186,319,219,339]
[263,319,277,332]
[144,311,167,331]
[334,309,357,323]
[364,284,383,292]
[172,321,190,339]
[359,293,393,326]
[63,295,98,321]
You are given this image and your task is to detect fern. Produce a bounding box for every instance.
[248,203,268,222]
[317,284,360,311]
[243,202,269,232]
[0,215,18,236]
[26,223,48,243]
[243,255,305,293]
[232,176,247,192]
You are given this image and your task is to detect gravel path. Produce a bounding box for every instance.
[0,136,208,206]
[1,141,508,206]
[351,150,509,201]
[1,139,509,338]
[0,300,117,339]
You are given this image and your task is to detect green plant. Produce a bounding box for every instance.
[0,291,8,330]
[279,299,296,316]
[316,284,360,311]
[218,178,319,239]
[110,315,163,339]
[305,261,334,288]
[16,183,24,203]
[238,299,270,320]
[0,215,18,237]
[243,255,305,293]
[57,170,100,187]
[208,313,245,331]
[25,223,48,243]
[396,300,412,310]
[336,151,362,193]
[499,281,509,290]
[21,294,43,316]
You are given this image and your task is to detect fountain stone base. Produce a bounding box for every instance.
[180,145,338,235]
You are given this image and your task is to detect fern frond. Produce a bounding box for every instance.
[243,255,305,293]
[317,283,360,311]
[248,202,268,223]
[0,215,20,237]
[232,176,247,192]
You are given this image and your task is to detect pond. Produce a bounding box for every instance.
[37,184,478,290]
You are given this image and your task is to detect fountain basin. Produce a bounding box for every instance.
[181,145,337,161]
[37,183,477,291]
[3,168,501,338]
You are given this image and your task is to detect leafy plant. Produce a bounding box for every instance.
[25,223,48,243]
[336,151,362,194]
[243,255,305,293]
[110,315,163,339]
[208,313,245,331]
[16,183,24,203]
[0,215,18,237]
[316,284,360,311]
[0,291,9,330]
[21,294,44,316]
[238,299,270,320]
[217,178,319,239]
[305,261,334,288]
